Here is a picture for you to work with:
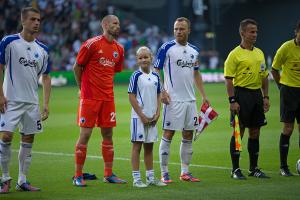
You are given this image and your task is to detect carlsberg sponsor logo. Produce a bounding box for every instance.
[176,59,196,68]
[19,57,38,68]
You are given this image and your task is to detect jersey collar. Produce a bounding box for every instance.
[294,39,300,46]
[18,33,36,44]
[102,34,115,44]
[139,67,151,74]
[240,44,254,50]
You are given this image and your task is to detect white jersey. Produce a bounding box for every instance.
[154,40,199,102]
[128,68,161,119]
[0,33,50,104]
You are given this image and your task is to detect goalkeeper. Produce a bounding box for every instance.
[224,19,270,180]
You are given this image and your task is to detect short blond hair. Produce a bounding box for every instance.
[136,46,152,56]
[175,17,191,29]
[21,7,40,21]
[239,18,257,33]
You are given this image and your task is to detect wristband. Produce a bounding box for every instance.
[263,96,269,100]
[229,96,237,103]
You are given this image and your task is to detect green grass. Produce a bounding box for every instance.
[2,82,300,200]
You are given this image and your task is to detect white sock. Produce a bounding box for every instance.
[0,140,12,181]
[180,139,193,174]
[159,137,171,176]
[146,169,154,182]
[132,170,141,182]
[18,142,33,185]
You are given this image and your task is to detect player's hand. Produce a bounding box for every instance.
[41,105,49,121]
[230,102,240,114]
[161,91,171,105]
[263,98,270,113]
[0,95,7,113]
[140,114,151,125]
[202,97,210,106]
[150,113,160,126]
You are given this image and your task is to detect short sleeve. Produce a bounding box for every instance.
[115,45,124,72]
[272,45,286,71]
[43,55,51,74]
[154,45,167,70]
[128,71,142,94]
[76,42,91,66]
[0,38,5,64]
[224,51,237,78]
[152,71,161,94]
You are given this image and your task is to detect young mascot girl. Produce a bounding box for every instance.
[128,46,167,188]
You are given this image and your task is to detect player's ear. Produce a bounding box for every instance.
[21,15,26,26]
[239,30,244,38]
[188,27,191,34]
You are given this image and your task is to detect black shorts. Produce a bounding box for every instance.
[230,87,267,128]
[280,85,300,124]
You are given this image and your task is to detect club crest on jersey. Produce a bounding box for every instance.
[34,53,39,58]
[260,63,265,71]
[190,54,194,59]
[0,121,5,127]
[113,51,118,58]
[80,117,86,124]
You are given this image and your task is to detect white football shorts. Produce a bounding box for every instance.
[162,101,198,131]
[0,101,43,135]
[130,117,158,143]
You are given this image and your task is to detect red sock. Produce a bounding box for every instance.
[75,144,87,178]
[102,140,114,177]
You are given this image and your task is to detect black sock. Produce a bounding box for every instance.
[230,136,240,171]
[248,138,259,171]
[279,133,290,168]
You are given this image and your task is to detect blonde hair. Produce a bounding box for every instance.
[21,7,40,21]
[175,17,191,29]
[136,46,152,56]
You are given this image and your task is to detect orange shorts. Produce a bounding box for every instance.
[77,99,116,128]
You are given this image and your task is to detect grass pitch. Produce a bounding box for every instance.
[1,82,300,200]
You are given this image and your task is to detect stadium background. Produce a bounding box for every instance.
[1,0,300,199]
[2,0,299,85]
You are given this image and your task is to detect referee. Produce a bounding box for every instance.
[271,21,300,177]
[224,19,270,179]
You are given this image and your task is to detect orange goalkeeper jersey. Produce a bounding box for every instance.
[76,35,124,100]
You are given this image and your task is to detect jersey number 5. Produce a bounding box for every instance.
[37,120,42,130]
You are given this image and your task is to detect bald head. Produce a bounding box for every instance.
[101,15,120,39]
[101,15,118,29]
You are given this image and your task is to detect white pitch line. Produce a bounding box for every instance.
[12,149,278,174]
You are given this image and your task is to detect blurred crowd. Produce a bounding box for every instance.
[0,0,221,71]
